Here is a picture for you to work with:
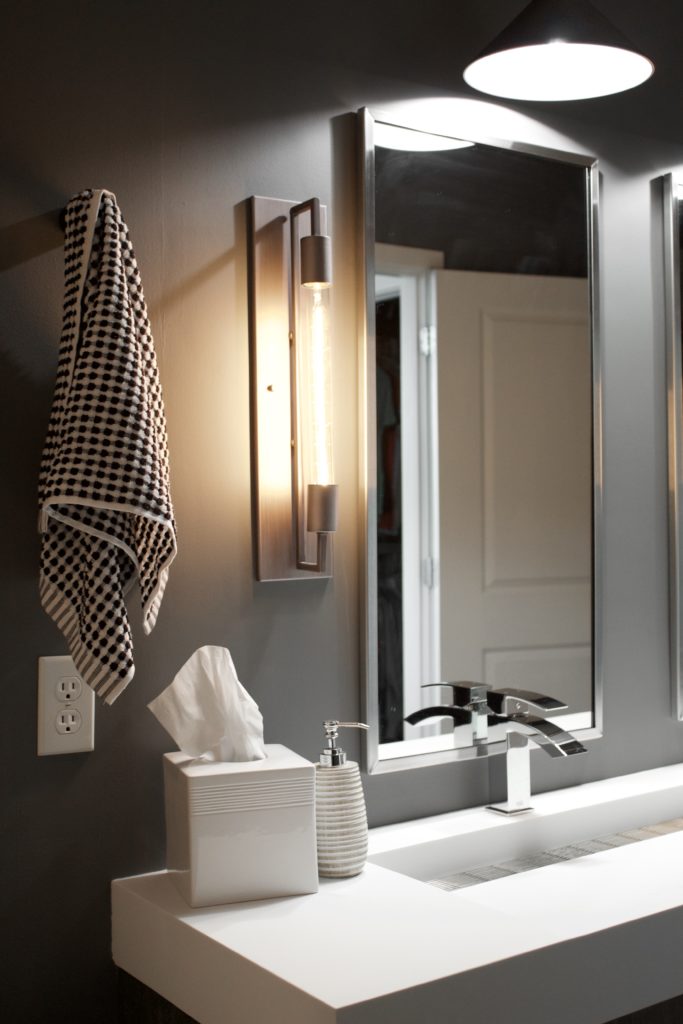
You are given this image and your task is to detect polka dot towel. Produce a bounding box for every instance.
[38,189,177,704]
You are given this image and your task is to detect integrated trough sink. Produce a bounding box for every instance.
[367,763,683,889]
[112,763,683,1024]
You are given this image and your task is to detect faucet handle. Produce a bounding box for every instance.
[488,688,568,718]
[421,681,491,708]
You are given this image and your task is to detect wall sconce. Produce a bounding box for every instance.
[463,0,654,102]
[248,195,338,581]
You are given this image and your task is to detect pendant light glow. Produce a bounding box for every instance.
[464,41,654,101]
[374,122,474,152]
[463,0,654,102]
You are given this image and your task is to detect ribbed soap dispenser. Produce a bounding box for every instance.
[315,720,369,878]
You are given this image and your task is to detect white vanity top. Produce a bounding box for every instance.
[112,764,683,1024]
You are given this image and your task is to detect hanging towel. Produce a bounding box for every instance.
[38,189,177,704]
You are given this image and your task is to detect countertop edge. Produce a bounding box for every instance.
[112,879,336,1024]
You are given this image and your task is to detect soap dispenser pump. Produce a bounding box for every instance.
[315,720,369,878]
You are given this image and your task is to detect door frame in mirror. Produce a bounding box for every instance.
[358,107,604,774]
[662,173,683,722]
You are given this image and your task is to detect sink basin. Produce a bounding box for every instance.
[367,763,683,886]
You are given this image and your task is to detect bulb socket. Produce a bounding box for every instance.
[300,234,332,288]
[307,483,338,534]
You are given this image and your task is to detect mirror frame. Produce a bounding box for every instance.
[358,107,604,774]
[662,173,683,721]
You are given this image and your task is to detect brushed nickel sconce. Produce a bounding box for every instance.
[248,195,338,581]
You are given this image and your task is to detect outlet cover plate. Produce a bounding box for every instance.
[38,656,95,755]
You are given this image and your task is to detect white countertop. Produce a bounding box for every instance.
[112,764,683,1024]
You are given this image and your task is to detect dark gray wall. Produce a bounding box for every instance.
[3,1,683,1021]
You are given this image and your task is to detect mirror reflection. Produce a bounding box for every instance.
[662,173,683,721]
[363,114,600,766]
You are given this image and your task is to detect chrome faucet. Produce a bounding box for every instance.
[486,687,587,814]
[404,683,587,814]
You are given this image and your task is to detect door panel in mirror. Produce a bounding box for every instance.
[436,270,592,704]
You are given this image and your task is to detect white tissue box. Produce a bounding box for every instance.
[163,744,318,907]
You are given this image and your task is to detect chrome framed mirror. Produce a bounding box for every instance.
[662,173,683,722]
[358,108,603,773]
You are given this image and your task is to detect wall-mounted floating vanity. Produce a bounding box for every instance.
[112,763,683,1024]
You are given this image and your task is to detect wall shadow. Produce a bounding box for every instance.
[0,210,63,272]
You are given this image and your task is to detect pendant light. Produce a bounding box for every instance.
[463,0,654,102]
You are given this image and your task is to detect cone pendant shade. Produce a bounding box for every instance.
[463,0,654,101]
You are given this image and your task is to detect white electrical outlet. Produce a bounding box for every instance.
[55,708,82,734]
[38,656,95,755]
[56,675,82,702]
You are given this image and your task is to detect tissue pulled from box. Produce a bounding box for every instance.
[147,646,266,761]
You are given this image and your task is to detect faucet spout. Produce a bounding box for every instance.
[517,716,587,758]
[405,705,472,728]
[489,713,587,758]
